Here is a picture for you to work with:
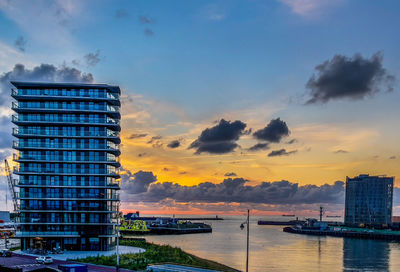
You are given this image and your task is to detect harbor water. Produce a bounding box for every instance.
[138,215,400,272]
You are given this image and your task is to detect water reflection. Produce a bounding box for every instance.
[343,238,389,271]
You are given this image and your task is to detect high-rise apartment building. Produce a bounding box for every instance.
[11,81,121,251]
[344,174,393,226]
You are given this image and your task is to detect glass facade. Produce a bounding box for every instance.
[344,174,393,226]
[11,81,121,251]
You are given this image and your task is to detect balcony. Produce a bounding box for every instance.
[12,102,120,115]
[15,192,120,200]
[12,114,120,127]
[15,179,120,189]
[15,231,80,237]
[12,88,120,103]
[12,141,120,153]
[13,153,120,165]
[13,166,120,177]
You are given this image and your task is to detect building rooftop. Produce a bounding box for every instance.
[10,81,121,94]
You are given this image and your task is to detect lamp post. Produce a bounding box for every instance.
[240,209,250,272]
[116,202,120,272]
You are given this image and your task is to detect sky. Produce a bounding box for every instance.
[0,0,399,216]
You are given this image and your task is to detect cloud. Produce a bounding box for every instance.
[224,172,237,177]
[268,149,297,157]
[144,28,154,36]
[167,140,181,149]
[278,0,343,18]
[138,16,155,24]
[253,118,290,143]
[115,9,129,18]
[137,153,147,158]
[147,136,162,144]
[122,170,157,194]
[0,116,13,149]
[84,50,101,67]
[14,36,27,52]
[306,52,395,104]
[129,133,148,139]
[122,172,345,205]
[248,143,270,152]
[286,139,297,144]
[0,63,93,106]
[189,119,247,154]
[202,4,227,21]
[389,156,396,160]
[334,150,348,154]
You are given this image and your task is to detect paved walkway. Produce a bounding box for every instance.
[4,252,140,272]
[15,245,145,260]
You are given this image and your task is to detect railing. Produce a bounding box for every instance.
[19,207,118,212]
[15,192,119,199]
[14,154,120,163]
[16,218,116,224]
[12,89,119,100]
[14,166,120,176]
[12,102,120,112]
[16,231,80,236]
[12,115,120,125]
[13,141,119,150]
[12,128,120,138]
[16,180,120,187]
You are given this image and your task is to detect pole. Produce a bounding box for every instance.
[116,203,120,272]
[246,209,249,272]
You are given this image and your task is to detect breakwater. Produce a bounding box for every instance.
[283,226,400,242]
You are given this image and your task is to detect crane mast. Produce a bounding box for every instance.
[4,159,18,212]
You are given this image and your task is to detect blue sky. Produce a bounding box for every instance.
[1,0,400,214]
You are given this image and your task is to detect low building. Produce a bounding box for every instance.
[344,174,394,226]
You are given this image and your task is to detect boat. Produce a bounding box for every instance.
[282,214,295,217]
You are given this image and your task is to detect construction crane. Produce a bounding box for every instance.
[4,159,18,212]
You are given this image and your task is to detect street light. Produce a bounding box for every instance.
[240,209,250,272]
[116,202,121,272]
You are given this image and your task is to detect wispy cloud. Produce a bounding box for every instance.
[201,4,227,21]
[278,0,344,18]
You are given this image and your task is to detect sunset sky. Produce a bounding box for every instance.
[0,0,399,216]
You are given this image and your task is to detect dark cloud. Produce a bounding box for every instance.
[224,172,237,177]
[253,118,290,143]
[0,63,93,106]
[306,52,395,104]
[144,28,154,36]
[334,150,348,154]
[268,149,297,157]
[389,156,396,160]
[189,119,247,154]
[138,16,155,24]
[122,170,157,194]
[167,140,181,149]
[248,143,270,152]
[129,133,148,139]
[163,168,169,171]
[84,50,101,67]
[122,172,345,205]
[115,9,129,18]
[14,36,27,52]
[147,136,162,144]
[179,171,187,175]
[286,139,297,145]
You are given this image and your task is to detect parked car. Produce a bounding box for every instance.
[36,256,53,264]
[0,249,12,257]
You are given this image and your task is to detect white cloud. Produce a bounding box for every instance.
[278,0,344,18]
[201,4,227,21]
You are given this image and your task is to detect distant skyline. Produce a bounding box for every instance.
[0,0,399,216]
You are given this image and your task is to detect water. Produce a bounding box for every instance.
[138,215,400,272]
